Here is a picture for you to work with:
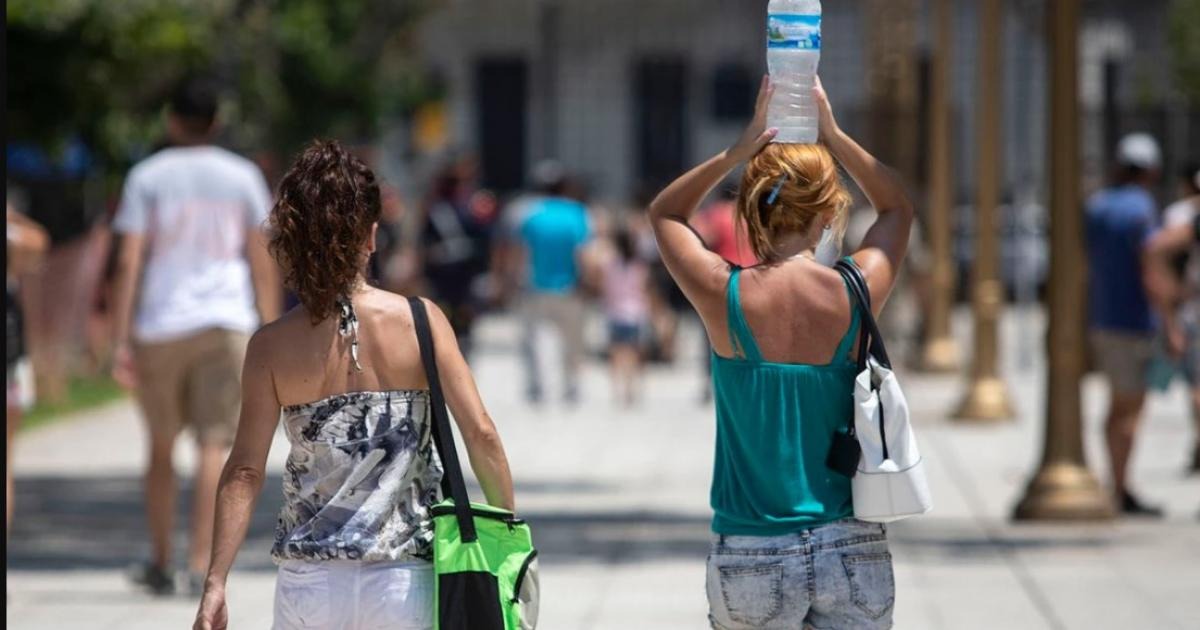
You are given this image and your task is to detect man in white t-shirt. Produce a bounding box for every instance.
[110,78,280,594]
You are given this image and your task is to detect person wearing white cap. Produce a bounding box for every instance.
[1153,162,1200,475]
[1085,132,1164,517]
[1116,133,1162,172]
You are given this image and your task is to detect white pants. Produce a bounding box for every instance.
[273,560,434,630]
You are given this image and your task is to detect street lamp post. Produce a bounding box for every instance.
[864,0,919,182]
[1014,0,1114,521]
[954,0,1014,421]
[919,0,960,373]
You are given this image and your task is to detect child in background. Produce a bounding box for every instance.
[604,229,651,407]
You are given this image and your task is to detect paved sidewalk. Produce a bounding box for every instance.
[7,308,1200,629]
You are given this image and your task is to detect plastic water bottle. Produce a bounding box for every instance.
[766,0,822,144]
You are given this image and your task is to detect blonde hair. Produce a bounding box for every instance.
[737,143,851,262]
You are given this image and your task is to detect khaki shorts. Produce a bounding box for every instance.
[133,328,249,446]
[1089,329,1154,396]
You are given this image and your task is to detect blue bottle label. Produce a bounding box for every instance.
[767,14,821,50]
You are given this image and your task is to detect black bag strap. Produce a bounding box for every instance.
[834,259,892,370]
[408,296,478,543]
[834,260,893,460]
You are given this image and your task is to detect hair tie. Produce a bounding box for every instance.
[766,174,788,206]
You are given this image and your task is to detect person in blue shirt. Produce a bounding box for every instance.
[502,162,593,404]
[1085,133,1164,517]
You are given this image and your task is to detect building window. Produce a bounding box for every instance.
[711,63,755,121]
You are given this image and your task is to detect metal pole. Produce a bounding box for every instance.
[1013,0,1113,521]
[954,0,1014,421]
[918,0,960,372]
[864,0,919,182]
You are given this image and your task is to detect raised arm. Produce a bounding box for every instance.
[647,76,777,315]
[815,78,915,311]
[194,331,281,630]
[424,298,515,512]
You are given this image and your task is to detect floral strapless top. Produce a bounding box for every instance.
[272,390,442,563]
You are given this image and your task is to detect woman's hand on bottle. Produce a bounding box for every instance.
[813,76,840,143]
[727,75,778,163]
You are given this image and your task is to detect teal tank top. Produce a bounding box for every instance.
[710,267,860,535]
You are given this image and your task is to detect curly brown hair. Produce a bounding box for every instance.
[268,139,382,323]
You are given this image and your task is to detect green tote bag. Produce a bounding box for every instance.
[410,297,540,630]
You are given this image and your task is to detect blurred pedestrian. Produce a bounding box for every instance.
[110,77,281,594]
[419,155,498,357]
[1152,162,1200,474]
[602,228,651,407]
[697,182,758,268]
[502,161,594,405]
[373,181,420,294]
[638,181,692,365]
[192,140,515,630]
[649,76,909,629]
[6,204,49,547]
[1085,133,1164,516]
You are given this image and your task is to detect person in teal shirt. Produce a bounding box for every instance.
[504,162,593,404]
[647,76,914,628]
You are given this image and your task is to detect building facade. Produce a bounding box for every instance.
[416,0,1196,206]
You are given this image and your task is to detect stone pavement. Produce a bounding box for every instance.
[7,308,1200,629]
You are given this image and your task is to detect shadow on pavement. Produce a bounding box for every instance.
[10,473,709,572]
[887,519,1111,561]
[9,473,286,572]
[13,473,1124,575]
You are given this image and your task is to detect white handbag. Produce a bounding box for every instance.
[836,260,933,523]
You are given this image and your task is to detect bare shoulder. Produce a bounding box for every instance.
[246,306,307,362]
[360,289,423,325]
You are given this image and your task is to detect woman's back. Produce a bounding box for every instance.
[266,288,427,407]
[711,260,857,364]
[262,288,444,564]
[708,261,861,535]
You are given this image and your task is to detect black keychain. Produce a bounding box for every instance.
[826,425,862,478]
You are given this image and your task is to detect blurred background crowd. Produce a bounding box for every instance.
[7,0,1199,413]
[5,0,1200,625]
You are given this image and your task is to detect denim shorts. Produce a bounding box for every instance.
[706,518,894,629]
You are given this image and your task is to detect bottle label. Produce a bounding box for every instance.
[767,14,821,50]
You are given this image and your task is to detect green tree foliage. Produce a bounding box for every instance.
[7,0,440,169]
[1169,0,1200,104]
[7,0,221,164]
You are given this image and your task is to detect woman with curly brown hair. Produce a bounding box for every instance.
[193,140,515,630]
[649,77,912,628]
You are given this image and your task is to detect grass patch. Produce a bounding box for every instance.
[20,374,128,431]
